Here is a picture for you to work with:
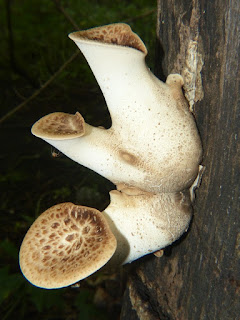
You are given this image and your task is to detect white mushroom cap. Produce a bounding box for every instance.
[32,112,85,140]
[19,203,117,289]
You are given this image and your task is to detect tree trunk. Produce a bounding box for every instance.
[120,1,240,319]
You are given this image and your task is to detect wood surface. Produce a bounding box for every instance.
[120,1,240,319]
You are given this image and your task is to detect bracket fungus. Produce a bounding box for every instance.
[19,23,202,289]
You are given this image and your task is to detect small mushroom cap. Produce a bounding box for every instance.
[31,112,85,140]
[19,203,117,289]
[69,23,147,55]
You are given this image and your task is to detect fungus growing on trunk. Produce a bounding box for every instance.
[19,23,202,289]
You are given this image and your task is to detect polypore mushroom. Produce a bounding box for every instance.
[19,23,202,289]
[19,203,117,289]
[20,190,191,288]
[32,23,202,194]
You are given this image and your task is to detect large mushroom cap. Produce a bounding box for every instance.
[19,203,117,289]
[31,112,85,140]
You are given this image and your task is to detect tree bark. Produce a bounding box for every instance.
[120,1,240,319]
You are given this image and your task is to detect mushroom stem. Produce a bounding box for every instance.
[19,189,192,289]
[42,123,119,179]
[31,24,202,193]
[70,32,156,129]
[102,189,192,265]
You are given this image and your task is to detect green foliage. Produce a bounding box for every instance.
[27,286,65,313]
[0,267,23,305]
[0,0,156,90]
[74,289,106,320]
[0,239,19,261]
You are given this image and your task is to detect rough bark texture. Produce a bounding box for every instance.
[120,1,239,319]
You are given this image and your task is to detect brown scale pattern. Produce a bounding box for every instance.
[32,112,85,139]
[76,23,147,54]
[20,203,116,288]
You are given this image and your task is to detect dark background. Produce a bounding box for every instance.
[0,1,157,319]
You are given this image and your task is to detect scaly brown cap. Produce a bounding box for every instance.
[69,23,147,55]
[19,203,117,289]
[31,112,85,140]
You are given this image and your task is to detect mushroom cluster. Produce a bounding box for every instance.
[19,23,202,289]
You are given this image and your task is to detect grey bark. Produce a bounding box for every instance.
[120,1,240,319]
